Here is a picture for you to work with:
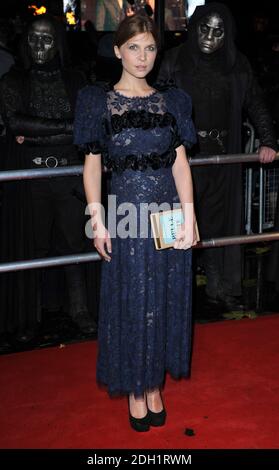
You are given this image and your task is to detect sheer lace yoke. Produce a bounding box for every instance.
[107,89,166,115]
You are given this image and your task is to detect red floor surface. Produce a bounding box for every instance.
[0,314,279,449]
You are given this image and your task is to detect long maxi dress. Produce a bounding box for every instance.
[74,85,196,397]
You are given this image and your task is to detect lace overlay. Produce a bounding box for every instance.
[74,86,196,396]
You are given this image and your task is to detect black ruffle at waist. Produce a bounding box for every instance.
[78,140,182,173]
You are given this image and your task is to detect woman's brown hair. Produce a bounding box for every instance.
[114,13,159,49]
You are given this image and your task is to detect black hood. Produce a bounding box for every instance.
[183,2,237,73]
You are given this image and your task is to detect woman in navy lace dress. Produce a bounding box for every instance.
[74,13,197,432]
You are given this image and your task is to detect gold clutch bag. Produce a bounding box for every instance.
[150,208,200,250]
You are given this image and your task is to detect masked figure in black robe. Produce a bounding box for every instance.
[157,2,277,311]
[0,14,97,339]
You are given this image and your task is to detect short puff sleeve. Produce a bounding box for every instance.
[74,85,107,155]
[166,88,196,149]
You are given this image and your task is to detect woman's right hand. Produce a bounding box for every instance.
[93,224,112,262]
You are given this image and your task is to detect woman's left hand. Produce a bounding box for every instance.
[174,222,198,250]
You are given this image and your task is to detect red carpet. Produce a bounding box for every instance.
[0,315,279,449]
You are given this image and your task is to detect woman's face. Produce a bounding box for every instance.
[114,32,157,79]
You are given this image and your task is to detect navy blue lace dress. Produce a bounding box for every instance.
[74,85,196,397]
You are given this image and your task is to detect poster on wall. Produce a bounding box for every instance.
[80,0,155,31]
[165,0,205,31]
[63,0,79,27]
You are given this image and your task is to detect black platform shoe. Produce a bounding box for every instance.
[148,408,167,427]
[129,412,150,432]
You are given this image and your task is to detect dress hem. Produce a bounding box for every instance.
[96,369,191,398]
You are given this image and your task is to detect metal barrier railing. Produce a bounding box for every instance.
[1,153,279,182]
[243,121,256,234]
[1,152,279,274]
[243,129,279,234]
[0,232,279,274]
[263,167,279,229]
[0,165,82,182]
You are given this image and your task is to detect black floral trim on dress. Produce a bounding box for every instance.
[110,111,176,134]
[103,145,178,173]
[77,120,182,172]
[77,142,181,172]
[77,125,182,172]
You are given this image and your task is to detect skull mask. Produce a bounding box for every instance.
[28,19,58,65]
[197,13,225,54]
